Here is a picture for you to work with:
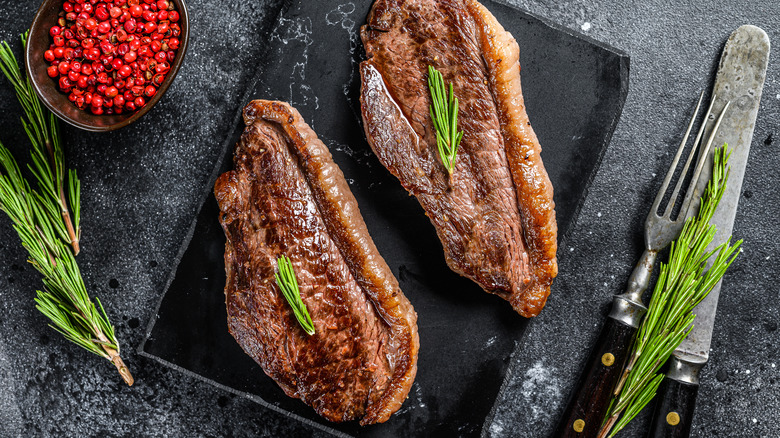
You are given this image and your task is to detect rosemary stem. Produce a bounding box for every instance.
[98,332,134,386]
[598,415,619,438]
[44,139,54,160]
[45,134,80,255]
[59,180,80,254]
[612,354,636,396]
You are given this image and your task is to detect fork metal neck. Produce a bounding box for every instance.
[609,249,657,328]
[623,249,657,302]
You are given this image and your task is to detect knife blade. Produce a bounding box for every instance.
[647,24,770,438]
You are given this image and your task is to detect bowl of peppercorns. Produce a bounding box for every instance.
[26,0,189,132]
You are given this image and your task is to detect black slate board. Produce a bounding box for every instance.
[139,1,629,436]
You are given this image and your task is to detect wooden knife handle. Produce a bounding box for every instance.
[554,315,637,438]
[646,357,702,438]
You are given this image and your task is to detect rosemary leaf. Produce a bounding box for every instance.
[428,65,462,175]
[275,255,316,335]
[601,145,742,437]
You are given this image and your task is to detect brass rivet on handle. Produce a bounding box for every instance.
[573,419,585,433]
[601,352,615,366]
[666,411,680,426]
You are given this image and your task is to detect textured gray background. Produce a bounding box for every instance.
[0,0,777,437]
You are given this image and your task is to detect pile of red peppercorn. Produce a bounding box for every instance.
[44,0,181,115]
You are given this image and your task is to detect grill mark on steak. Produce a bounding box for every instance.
[360,0,558,317]
[215,100,419,425]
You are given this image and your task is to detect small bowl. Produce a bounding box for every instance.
[25,0,189,132]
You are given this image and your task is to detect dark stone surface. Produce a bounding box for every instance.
[0,1,777,438]
[486,1,780,437]
[139,1,627,437]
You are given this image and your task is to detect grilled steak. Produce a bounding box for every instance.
[360,0,558,317]
[215,100,419,425]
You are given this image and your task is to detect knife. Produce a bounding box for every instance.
[647,25,770,438]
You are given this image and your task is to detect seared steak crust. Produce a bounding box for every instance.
[360,0,558,317]
[215,100,419,425]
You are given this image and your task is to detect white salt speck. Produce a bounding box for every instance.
[414,383,426,409]
[772,363,776,368]
[581,22,592,31]
[767,256,771,260]
[521,362,562,420]
[746,369,751,374]
[776,93,780,99]
[570,247,574,252]
[652,173,657,177]
[597,212,602,217]
[603,282,608,287]
[490,423,504,435]
[753,418,758,424]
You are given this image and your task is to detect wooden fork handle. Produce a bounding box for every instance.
[554,314,637,437]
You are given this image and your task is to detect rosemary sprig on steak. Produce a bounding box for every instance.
[275,255,315,335]
[0,34,132,386]
[0,33,81,254]
[600,146,741,437]
[427,65,463,175]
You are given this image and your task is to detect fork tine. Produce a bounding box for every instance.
[650,91,705,217]
[679,100,731,218]
[662,93,717,217]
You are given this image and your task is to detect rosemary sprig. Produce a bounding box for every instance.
[275,255,315,335]
[0,35,132,385]
[428,65,463,175]
[0,143,133,386]
[0,32,81,255]
[599,146,742,437]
